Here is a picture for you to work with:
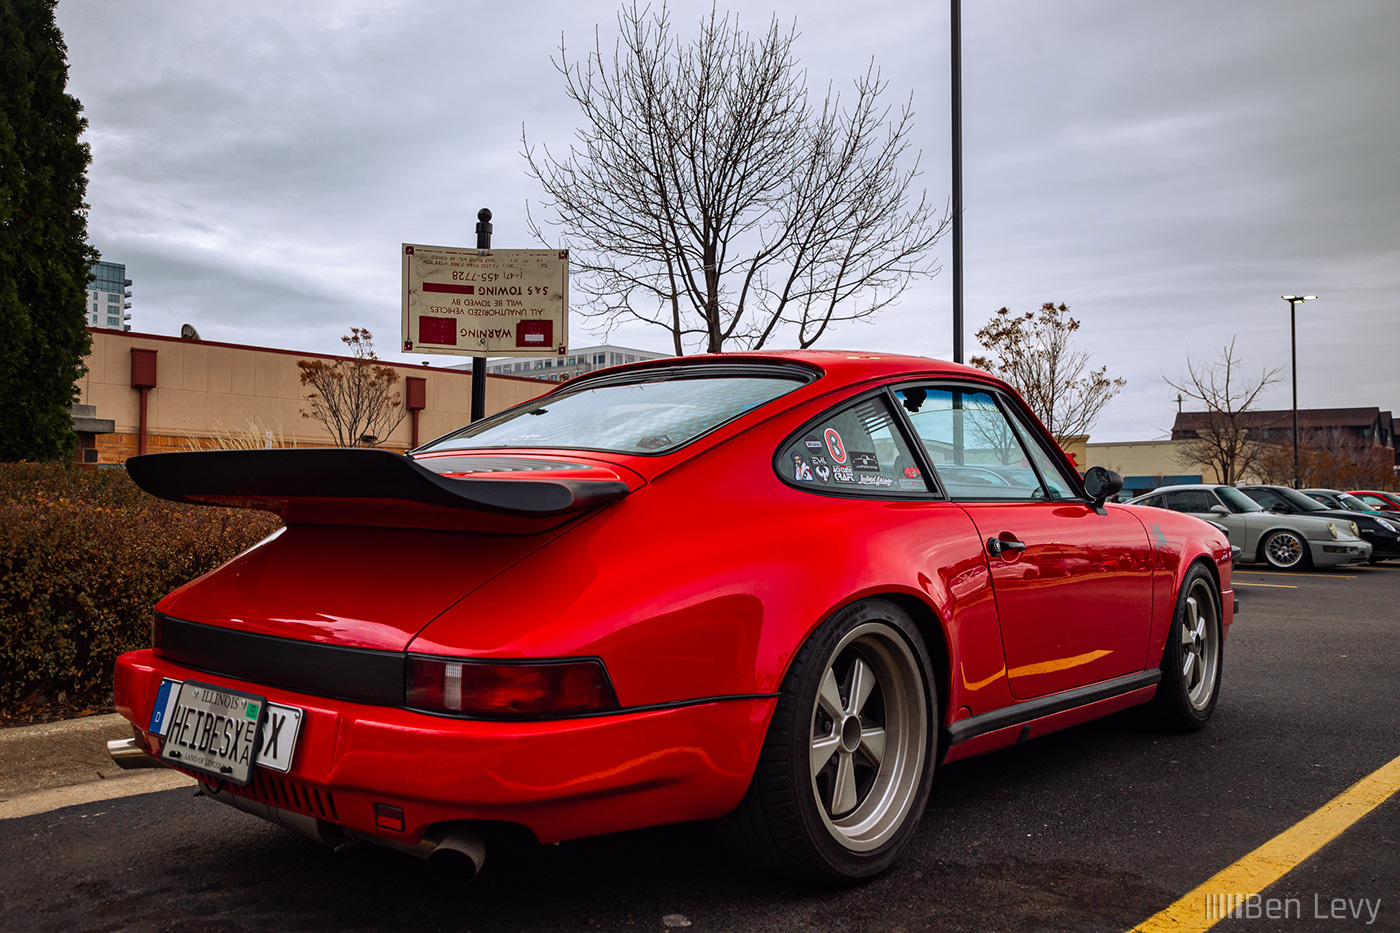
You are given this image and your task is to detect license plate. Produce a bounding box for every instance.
[150,679,303,784]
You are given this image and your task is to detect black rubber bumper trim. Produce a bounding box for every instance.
[157,614,406,706]
[155,614,780,720]
[945,670,1162,747]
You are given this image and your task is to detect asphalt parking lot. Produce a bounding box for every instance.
[2,561,1397,933]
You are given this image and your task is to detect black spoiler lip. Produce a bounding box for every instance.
[125,449,631,519]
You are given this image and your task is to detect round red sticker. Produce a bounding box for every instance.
[823,428,848,464]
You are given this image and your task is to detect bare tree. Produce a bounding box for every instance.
[1166,339,1282,485]
[523,3,948,354]
[298,329,407,448]
[969,302,1125,445]
[1254,426,1396,490]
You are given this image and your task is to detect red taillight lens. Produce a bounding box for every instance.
[406,657,619,717]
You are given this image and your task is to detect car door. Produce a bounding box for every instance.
[893,385,1154,701]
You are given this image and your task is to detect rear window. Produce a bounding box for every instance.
[420,373,804,455]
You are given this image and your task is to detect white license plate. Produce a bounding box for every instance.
[150,679,303,783]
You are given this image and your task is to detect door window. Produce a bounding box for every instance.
[893,386,1074,501]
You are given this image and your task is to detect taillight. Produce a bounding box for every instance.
[406,657,619,717]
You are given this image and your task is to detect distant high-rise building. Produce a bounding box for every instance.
[87,260,132,331]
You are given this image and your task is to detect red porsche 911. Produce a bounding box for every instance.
[110,351,1234,885]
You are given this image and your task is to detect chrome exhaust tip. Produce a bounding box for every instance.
[107,737,163,769]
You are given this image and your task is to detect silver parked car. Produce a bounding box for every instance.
[1127,484,1372,570]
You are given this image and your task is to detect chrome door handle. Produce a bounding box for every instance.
[987,536,1027,557]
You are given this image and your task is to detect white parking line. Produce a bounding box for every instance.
[0,770,194,820]
[1235,571,1357,579]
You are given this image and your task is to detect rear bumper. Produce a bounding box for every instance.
[114,650,771,846]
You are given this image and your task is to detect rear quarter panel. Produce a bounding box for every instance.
[409,391,1014,718]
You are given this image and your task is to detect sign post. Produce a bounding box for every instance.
[471,209,492,422]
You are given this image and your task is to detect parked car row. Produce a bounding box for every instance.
[1241,485,1400,562]
[1126,484,1373,569]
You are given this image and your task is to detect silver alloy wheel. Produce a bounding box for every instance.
[808,621,928,853]
[1179,577,1220,710]
[1264,530,1305,568]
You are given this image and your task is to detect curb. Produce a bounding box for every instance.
[0,713,140,803]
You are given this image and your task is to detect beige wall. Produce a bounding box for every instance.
[1085,439,1219,484]
[78,328,549,461]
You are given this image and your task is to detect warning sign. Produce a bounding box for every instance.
[401,244,569,358]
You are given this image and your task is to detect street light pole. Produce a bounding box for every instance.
[1281,294,1317,488]
[949,0,963,363]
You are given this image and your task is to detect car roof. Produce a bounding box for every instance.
[1132,484,1224,495]
[594,349,996,387]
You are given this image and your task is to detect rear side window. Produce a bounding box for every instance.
[777,396,929,496]
[1215,486,1264,513]
[1242,488,1285,510]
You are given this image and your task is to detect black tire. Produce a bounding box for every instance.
[1260,529,1311,570]
[718,599,936,884]
[1149,564,1223,731]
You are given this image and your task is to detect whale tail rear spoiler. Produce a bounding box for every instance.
[125,449,632,534]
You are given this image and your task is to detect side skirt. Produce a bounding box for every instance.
[941,671,1161,764]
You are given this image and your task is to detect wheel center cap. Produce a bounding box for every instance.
[839,714,862,753]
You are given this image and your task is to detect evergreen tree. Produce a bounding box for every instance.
[0,0,97,461]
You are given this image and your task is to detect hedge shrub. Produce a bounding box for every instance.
[0,462,280,716]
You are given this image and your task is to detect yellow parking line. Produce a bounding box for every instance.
[1127,751,1400,933]
[1233,581,1297,588]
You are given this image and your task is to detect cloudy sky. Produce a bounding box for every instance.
[55,0,1399,441]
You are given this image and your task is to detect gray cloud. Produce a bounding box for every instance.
[56,0,1399,441]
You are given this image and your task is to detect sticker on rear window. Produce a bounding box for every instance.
[824,429,847,464]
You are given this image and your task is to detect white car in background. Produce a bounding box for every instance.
[1127,484,1371,570]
